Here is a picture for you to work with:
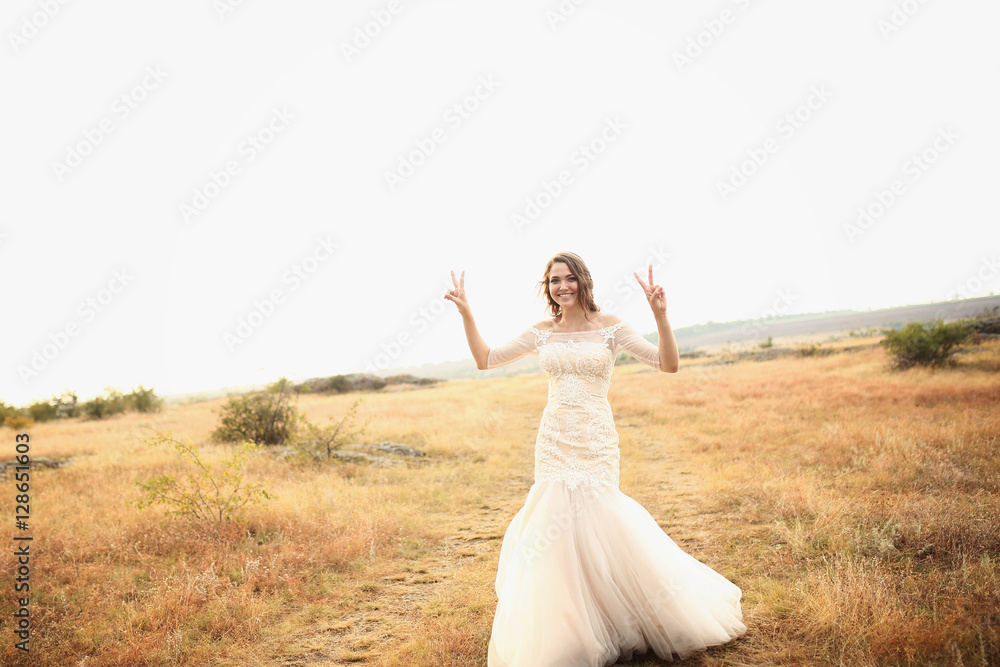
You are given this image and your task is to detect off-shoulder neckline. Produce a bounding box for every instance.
[530,320,625,334]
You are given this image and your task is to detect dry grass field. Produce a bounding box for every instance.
[2,336,998,666]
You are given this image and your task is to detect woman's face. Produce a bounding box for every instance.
[548,262,578,309]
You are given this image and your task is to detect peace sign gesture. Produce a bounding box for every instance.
[633,264,667,316]
[444,269,471,318]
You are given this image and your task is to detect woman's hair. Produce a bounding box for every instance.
[536,251,601,320]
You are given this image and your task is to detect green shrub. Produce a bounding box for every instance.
[130,430,271,525]
[796,343,833,357]
[81,386,129,420]
[3,414,33,430]
[81,396,108,419]
[291,398,373,462]
[52,390,78,419]
[758,336,773,349]
[7,386,158,423]
[328,375,349,393]
[849,327,882,338]
[103,387,128,415]
[959,305,1000,335]
[126,385,163,413]
[211,377,302,446]
[23,390,81,421]
[26,400,57,423]
[879,319,972,369]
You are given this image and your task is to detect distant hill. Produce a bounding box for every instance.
[363,295,1000,382]
[161,383,271,406]
[160,295,999,401]
[668,294,999,350]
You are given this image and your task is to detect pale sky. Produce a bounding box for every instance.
[2,0,998,406]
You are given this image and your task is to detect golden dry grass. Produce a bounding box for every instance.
[1,337,998,666]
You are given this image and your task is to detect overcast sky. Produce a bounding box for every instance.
[2,0,998,406]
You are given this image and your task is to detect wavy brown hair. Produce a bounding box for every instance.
[536,252,601,320]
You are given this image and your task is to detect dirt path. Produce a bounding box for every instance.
[279,445,723,666]
[275,475,529,666]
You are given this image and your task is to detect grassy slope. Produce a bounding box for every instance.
[1,338,998,666]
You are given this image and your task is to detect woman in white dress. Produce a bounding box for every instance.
[445,252,746,666]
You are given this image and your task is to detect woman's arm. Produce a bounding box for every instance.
[634,265,680,373]
[444,269,490,369]
[462,314,491,370]
[654,312,680,373]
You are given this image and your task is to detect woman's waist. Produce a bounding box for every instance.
[543,396,611,409]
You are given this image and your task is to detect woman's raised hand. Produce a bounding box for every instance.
[444,269,471,318]
[634,264,667,317]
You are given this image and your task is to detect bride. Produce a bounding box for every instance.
[445,251,746,666]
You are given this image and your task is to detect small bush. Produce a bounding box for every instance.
[80,397,105,420]
[26,400,57,423]
[80,386,130,420]
[960,305,1000,335]
[849,327,882,338]
[328,375,349,393]
[52,390,78,419]
[759,336,773,349]
[126,385,163,413]
[27,390,82,421]
[81,395,115,420]
[103,387,128,415]
[3,414,33,430]
[796,343,833,357]
[291,398,373,462]
[879,319,972,370]
[5,386,158,424]
[212,377,302,446]
[130,430,271,525]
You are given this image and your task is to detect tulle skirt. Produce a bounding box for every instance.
[487,480,746,666]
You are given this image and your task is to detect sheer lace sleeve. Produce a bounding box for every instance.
[486,327,538,369]
[612,321,661,371]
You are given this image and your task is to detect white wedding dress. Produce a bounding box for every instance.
[484,321,746,666]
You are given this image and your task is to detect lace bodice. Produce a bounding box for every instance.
[485,320,662,490]
[485,320,661,374]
